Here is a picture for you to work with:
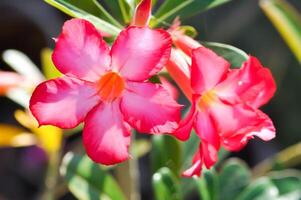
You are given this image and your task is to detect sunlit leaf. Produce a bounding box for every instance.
[41,48,62,80]
[5,88,31,108]
[260,0,301,63]
[152,167,182,200]
[2,49,44,83]
[68,0,123,27]
[60,152,126,200]
[236,177,279,200]
[0,124,36,147]
[44,0,121,37]
[153,0,232,26]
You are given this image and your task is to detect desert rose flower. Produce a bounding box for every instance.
[29,19,181,165]
[174,47,276,177]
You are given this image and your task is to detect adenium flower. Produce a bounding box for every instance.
[30,19,181,165]
[132,0,199,101]
[174,47,276,177]
[167,18,201,57]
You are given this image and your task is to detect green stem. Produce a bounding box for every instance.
[41,151,61,200]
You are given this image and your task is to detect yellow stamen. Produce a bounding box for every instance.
[198,90,217,111]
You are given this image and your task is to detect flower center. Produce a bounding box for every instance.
[97,72,125,102]
[198,90,217,111]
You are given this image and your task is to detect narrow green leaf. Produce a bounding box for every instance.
[44,0,121,37]
[102,0,126,24]
[219,159,251,200]
[153,0,232,26]
[202,42,249,67]
[60,0,123,27]
[60,152,126,200]
[195,169,219,200]
[118,0,132,24]
[236,177,279,200]
[152,167,182,200]
[41,48,62,79]
[151,135,182,176]
[260,0,301,63]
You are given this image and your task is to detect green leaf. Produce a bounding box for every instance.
[44,0,121,37]
[118,0,132,24]
[195,169,219,200]
[151,135,182,176]
[181,130,199,197]
[268,170,301,195]
[219,159,251,200]
[102,0,129,24]
[236,177,279,200]
[152,167,182,200]
[60,152,126,200]
[183,132,199,168]
[153,0,232,26]
[260,0,301,63]
[202,42,249,67]
[63,0,123,27]
[41,48,62,79]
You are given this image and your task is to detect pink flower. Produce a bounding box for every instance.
[174,47,276,177]
[132,0,152,27]
[131,0,198,101]
[29,19,181,165]
[167,18,201,57]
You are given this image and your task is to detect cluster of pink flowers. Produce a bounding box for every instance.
[29,0,276,177]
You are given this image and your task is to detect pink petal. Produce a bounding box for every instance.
[191,47,230,94]
[52,19,111,82]
[120,81,181,134]
[209,100,275,151]
[132,0,152,27]
[165,49,193,101]
[111,27,172,81]
[216,56,276,108]
[173,98,197,141]
[83,101,131,165]
[194,110,220,168]
[222,109,275,151]
[182,147,202,177]
[30,77,100,129]
[159,76,179,100]
[168,18,201,56]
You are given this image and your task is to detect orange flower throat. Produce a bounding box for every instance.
[198,90,217,111]
[97,72,125,101]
